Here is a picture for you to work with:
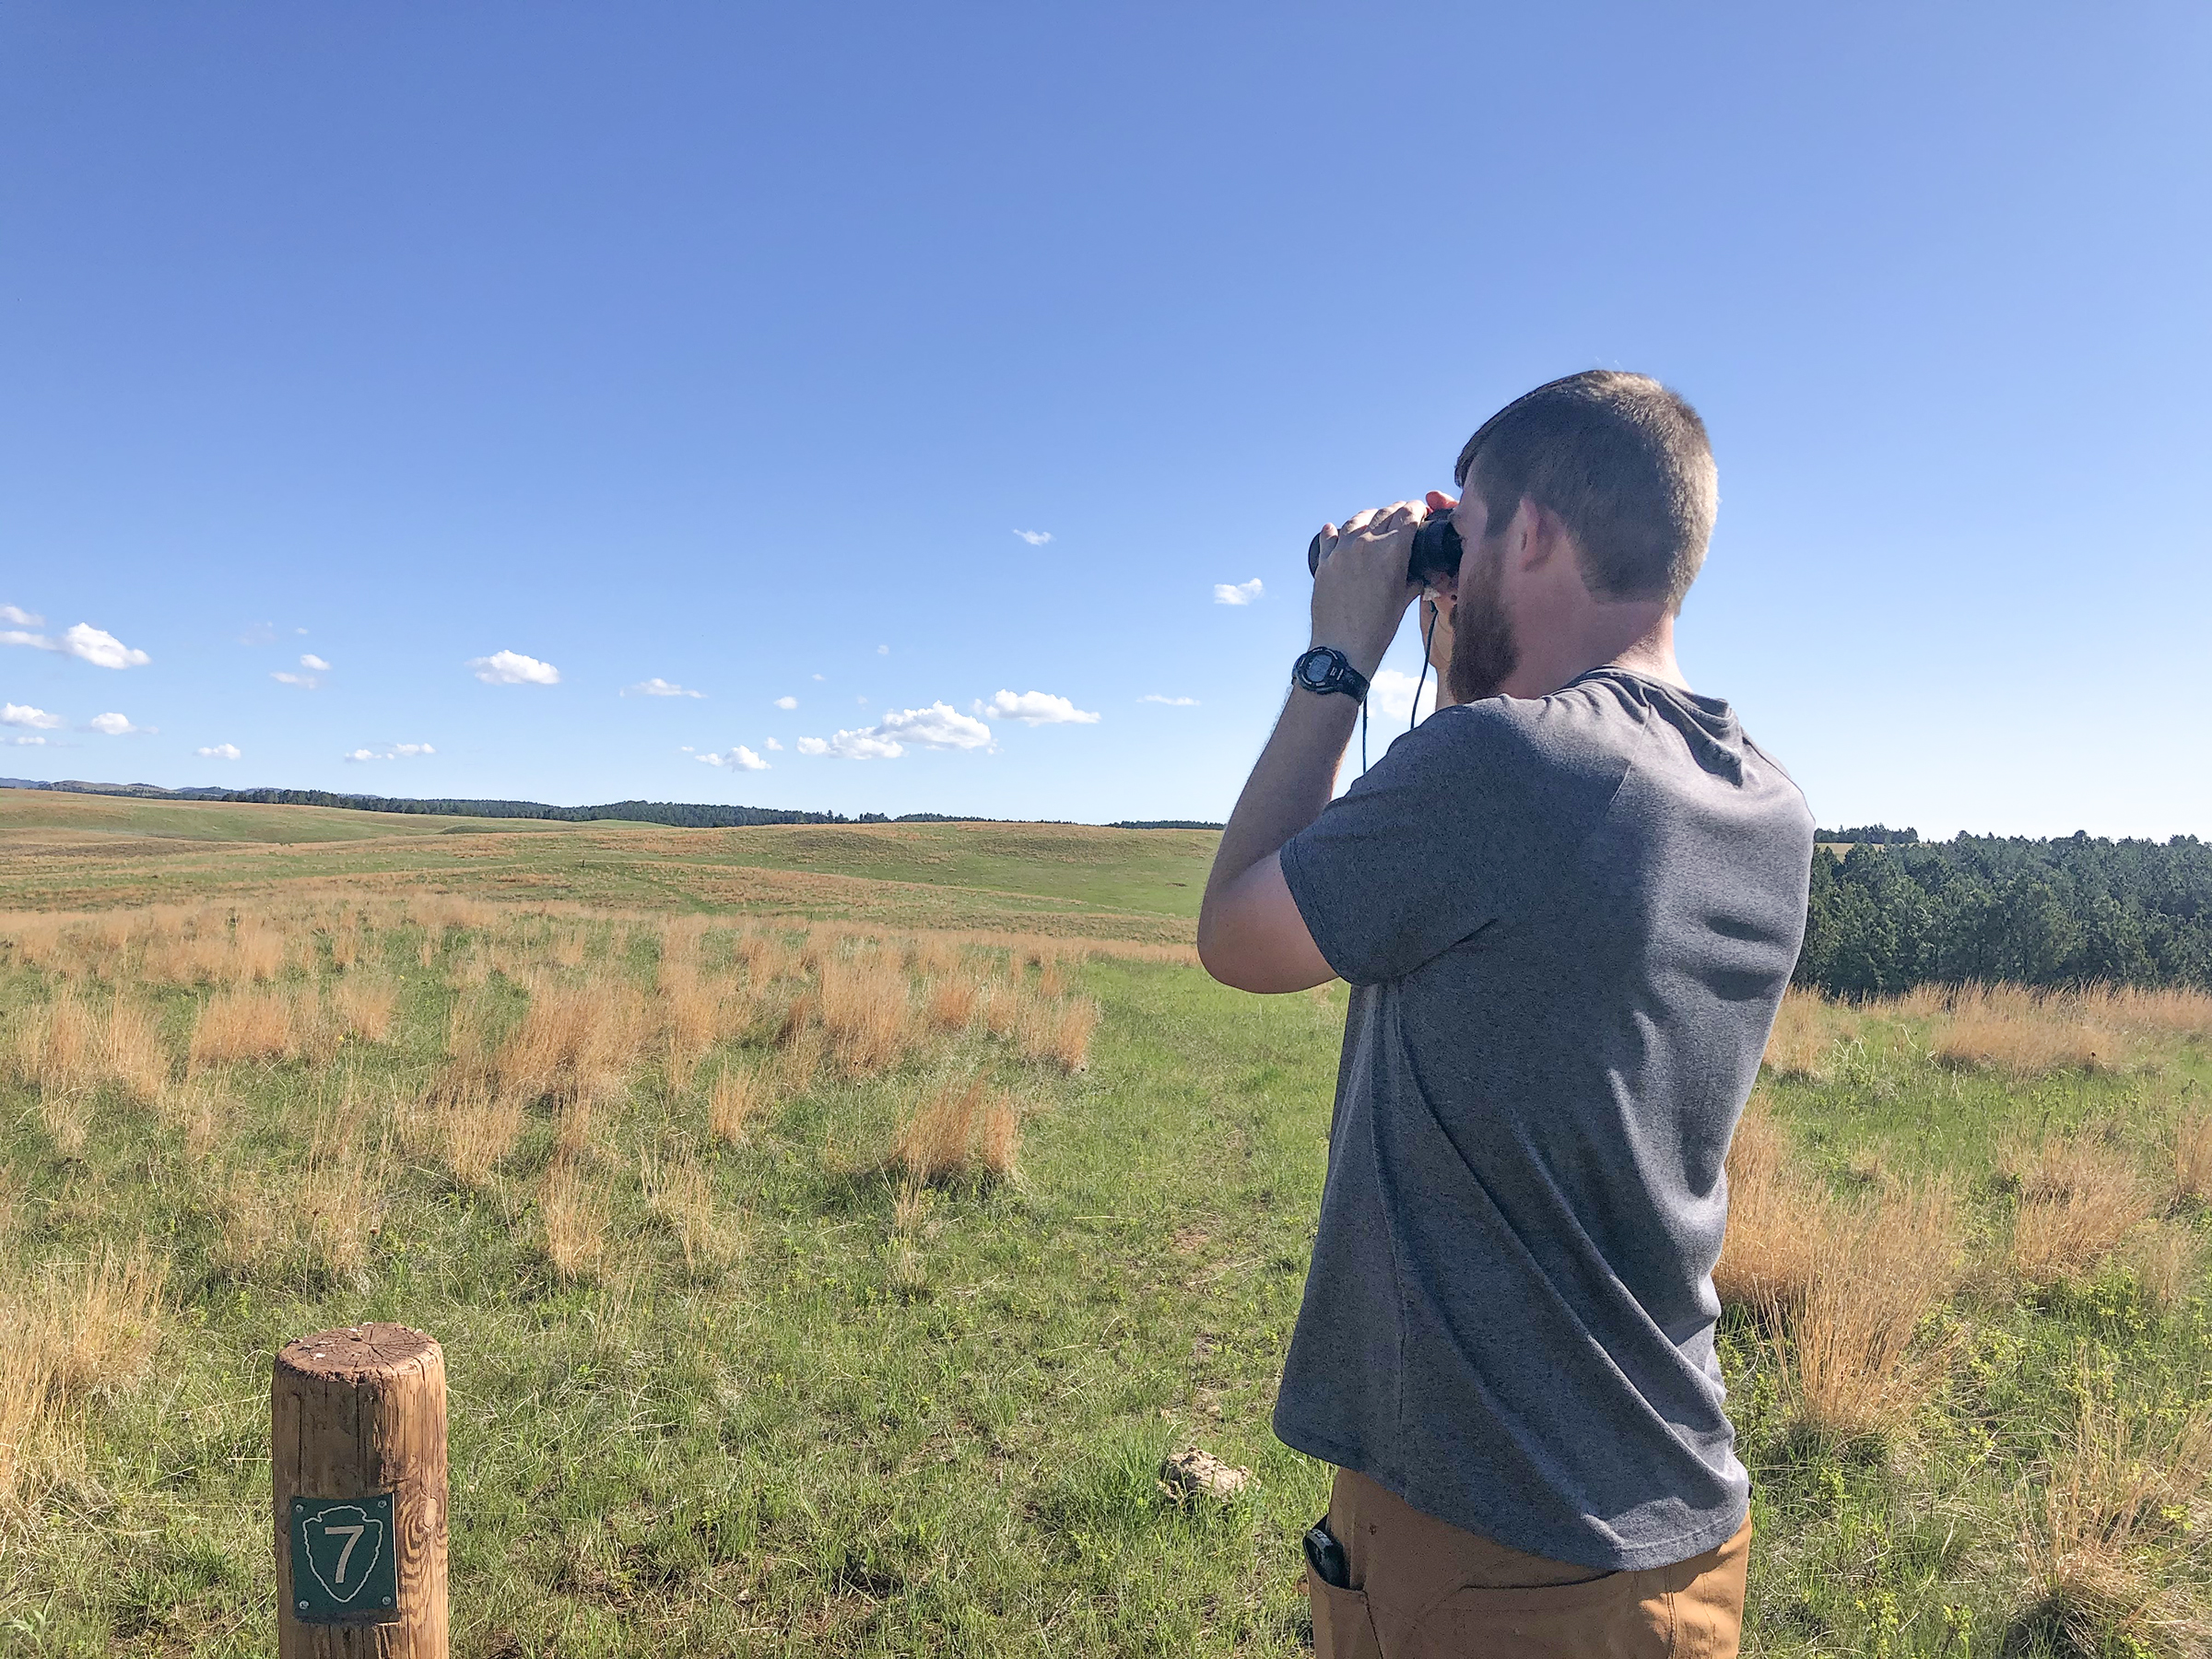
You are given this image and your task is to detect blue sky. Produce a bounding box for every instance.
[3,3,2206,835]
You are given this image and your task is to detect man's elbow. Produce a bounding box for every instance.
[1195,910,1257,992]
[1197,921,1287,994]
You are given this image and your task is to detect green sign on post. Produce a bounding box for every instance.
[288,1491,400,1623]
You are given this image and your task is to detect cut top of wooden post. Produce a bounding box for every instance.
[277,1324,441,1384]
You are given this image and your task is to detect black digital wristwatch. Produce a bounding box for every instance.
[1291,645,1370,702]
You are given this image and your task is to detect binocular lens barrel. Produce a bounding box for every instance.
[1306,513,1465,587]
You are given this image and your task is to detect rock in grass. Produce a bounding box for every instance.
[1159,1447,1253,1501]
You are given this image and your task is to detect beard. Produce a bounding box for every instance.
[1445,541,1521,705]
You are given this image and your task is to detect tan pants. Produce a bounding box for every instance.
[1307,1469,1750,1659]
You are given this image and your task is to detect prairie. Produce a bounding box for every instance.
[1,791,2209,1656]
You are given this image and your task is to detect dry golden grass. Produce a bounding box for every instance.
[291,1114,382,1277]
[926,971,984,1032]
[657,962,723,1092]
[817,957,920,1076]
[10,986,97,1097]
[2124,1222,2202,1315]
[707,1065,767,1145]
[329,971,399,1042]
[158,1078,229,1163]
[895,1075,1020,1184]
[912,935,961,979]
[1714,1096,1833,1313]
[2172,1111,2212,1205]
[1783,1179,1963,1442]
[980,979,1020,1040]
[496,977,647,1108]
[539,1159,608,1283]
[2020,1378,2212,1654]
[1901,982,2212,1079]
[398,1081,525,1190]
[639,1150,738,1277]
[1936,988,2117,1076]
[975,1091,1022,1180]
[659,912,707,968]
[7,986,168,1105]
[186,985,299,1072]
[2007,1133,2158,1286]
[775,1027,823,1097]
[1761,986,1849,1080]
[1039,996,1099,1072]
[0,1242,167,1507]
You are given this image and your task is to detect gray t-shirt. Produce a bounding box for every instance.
[1275,666,1812,1571]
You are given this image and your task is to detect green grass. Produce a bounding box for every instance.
[3,814,2211,1656]
[0,790,626,843]
[0,794,1212,931]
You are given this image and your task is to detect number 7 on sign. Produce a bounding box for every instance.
[300,1503,386,1605]
[325,1524,366,1582]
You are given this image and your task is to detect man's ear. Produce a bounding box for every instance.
[1509,498,1552,572]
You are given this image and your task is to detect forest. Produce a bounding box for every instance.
[1797,831,2212,995]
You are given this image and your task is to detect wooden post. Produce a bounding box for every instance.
[272,1324,449,1657]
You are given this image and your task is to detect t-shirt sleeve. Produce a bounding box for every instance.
[1278,706,1524,986]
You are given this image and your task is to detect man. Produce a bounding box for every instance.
[1197,371,1812,1658]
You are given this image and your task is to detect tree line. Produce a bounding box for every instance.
[1797,831,2212,996]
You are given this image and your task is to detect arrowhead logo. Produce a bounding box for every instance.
[300,1504,385,1604]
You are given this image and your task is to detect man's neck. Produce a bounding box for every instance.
[1502,609,1685,700]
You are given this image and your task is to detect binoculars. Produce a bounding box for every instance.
[1306,510,1464,587]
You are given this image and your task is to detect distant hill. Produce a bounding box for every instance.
[0,777,1078,830]
[0,777,234,800]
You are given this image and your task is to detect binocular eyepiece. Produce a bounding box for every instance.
[1306,511,1464,587]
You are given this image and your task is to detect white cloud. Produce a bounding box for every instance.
[696,747,770,771]
[1,621,151,668]
[978,688,1101,725]
[1369,668,1438,724]
[877,644,889,655]
[1213,578,1264,606]
[764,737,782,751]
[2,703,62,729]
[795,700,995,760]
[88,712,154,735]
[811,673,826,681]
[1013,529,1053,546]
[197,743,241,760]
[798,728,904,759]
[4,735,46,747]
[300,653,332,672]
[0,605,41,626]
[271,671,321,689]
[623,677,703,699]
[773,695,798,710]
[1140,694,1199,706]
[345,742,434,762]
[468,649,560,686]
[877,701,993,749]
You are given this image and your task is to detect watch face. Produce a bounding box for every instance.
[1297,650,1338,689]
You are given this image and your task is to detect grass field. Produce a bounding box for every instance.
[3,791,2211,1656]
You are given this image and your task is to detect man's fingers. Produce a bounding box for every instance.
[1426,489,1458,512]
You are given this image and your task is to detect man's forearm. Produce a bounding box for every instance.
[1203,688,1359,906]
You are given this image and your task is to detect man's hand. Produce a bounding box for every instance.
[1310,499,1430,678]
[1201,493,1442,994]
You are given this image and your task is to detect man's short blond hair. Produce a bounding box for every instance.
[1454,371,1717,614]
